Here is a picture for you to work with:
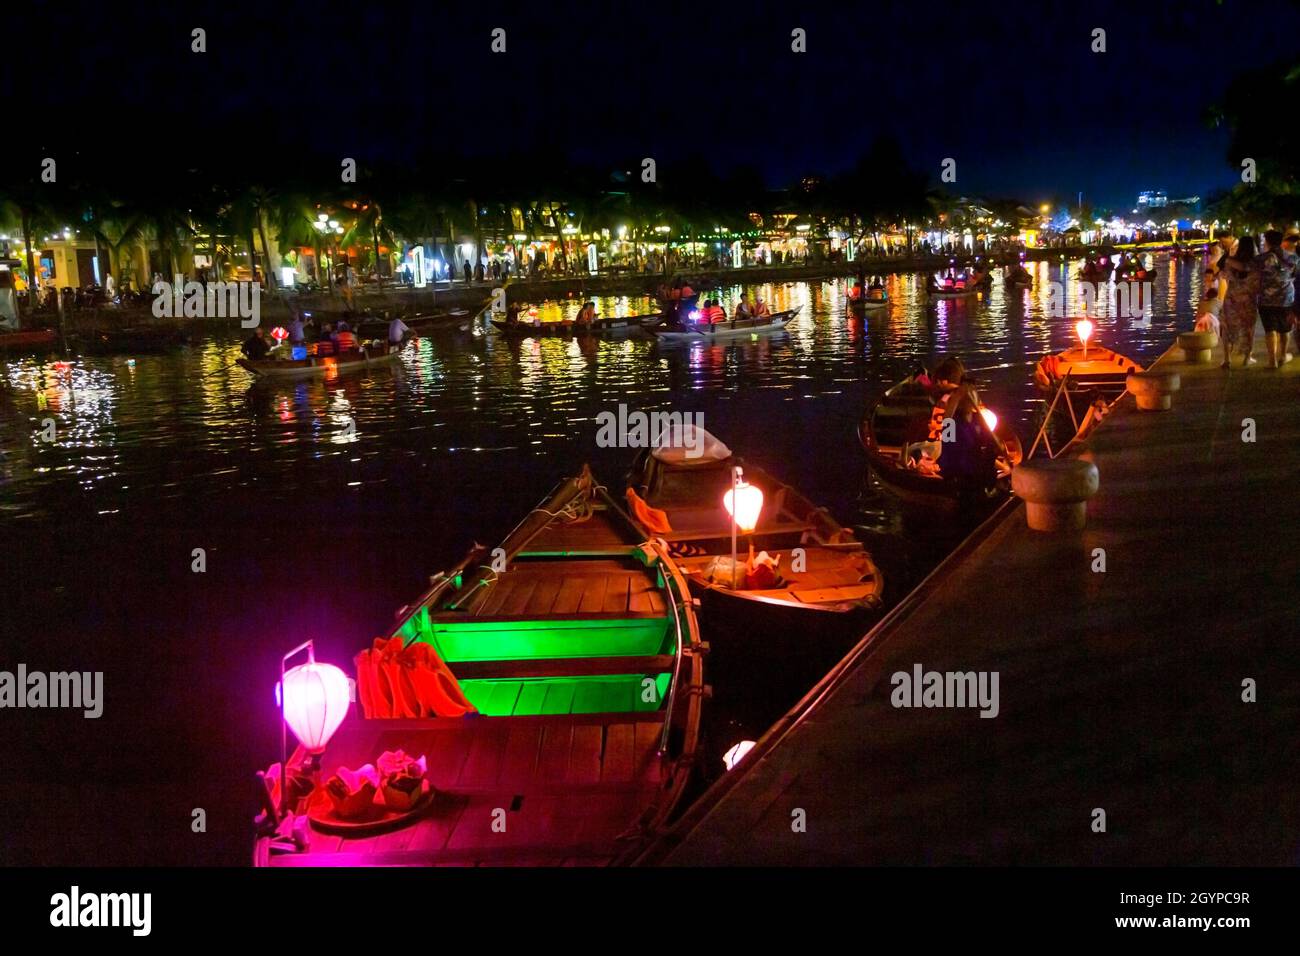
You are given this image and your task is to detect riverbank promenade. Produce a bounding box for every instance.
[636,331,1300,866]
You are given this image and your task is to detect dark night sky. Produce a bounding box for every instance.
[7,0,1299,208]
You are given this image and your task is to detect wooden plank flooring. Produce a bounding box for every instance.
[272,715,665,867]
[435,559,664,621]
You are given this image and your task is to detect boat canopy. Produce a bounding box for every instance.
[651,425,731,465]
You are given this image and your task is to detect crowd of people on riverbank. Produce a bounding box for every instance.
[1201,231,1299,369]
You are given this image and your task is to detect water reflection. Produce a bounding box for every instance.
[1,254,1205,529]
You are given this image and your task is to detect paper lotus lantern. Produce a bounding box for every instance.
[271,326,288,343]
[277,658,351,754]
[723,477,764,534]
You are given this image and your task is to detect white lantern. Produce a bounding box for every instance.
[277,654,350,754]
[723,478,764,534]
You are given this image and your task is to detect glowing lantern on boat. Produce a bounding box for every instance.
[723,475,764,533]
[723,467,765,590]
[723,740,757,771]
[276,646,350,754]
[1076,318,1094,357]
[979,407,998,433]
[271,326,288,344]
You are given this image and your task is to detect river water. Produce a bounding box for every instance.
[0,254,1205,864]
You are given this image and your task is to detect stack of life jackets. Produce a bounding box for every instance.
[354,636,476,718]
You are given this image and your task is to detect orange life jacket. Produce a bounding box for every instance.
[335,330,356,351]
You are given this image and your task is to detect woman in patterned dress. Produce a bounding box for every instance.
[1220,236,1260,368]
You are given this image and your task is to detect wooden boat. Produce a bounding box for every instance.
[237,342,405,380]
[927,276,988,298]
[490,313,660,337]
[860,377,1023,514]
[650,307,800,342]
[1033,342,1143,397]
[1077,269,1112,282]
[0,328,58,353]
[356,308,473,338]
[255,467,704,867]
[74,325,187,355]
[848,296,888,313]
[625,433,882,617]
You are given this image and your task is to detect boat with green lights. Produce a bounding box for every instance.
[255,466,705,867]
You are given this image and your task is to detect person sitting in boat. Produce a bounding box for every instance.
[241,327,270,361]
[705,299,727,323]
[388,316,411,347]
[332,321,358,352]
[576,301,597,324]
[849,279,864,300]
[752,298,770,318]
[734,296,752,320]
[505,302,522,325]
[867,278,885,300]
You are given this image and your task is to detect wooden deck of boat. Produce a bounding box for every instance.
[676,547,879,606]
[269,714,667,867]
[636,332,1300,866]
[447,558,667,618]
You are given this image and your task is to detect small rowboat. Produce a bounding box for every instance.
[927,277,988,299]
[74,326,187,355]
[859,377,1022,515]
[256,467,704,867]
[490,313,660,337]
[0,328,58,353]
[1033,342,1143,397]
[848,296,888,313]
[626,432,883,617]
[625,431,883,686]
[237,342,405,379]
[650,307,800,342]
[356,309,472,338]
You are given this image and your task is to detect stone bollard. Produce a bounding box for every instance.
[1177,331,1218,364]
[1012,458,1100,532]
[1127,370,1181,411]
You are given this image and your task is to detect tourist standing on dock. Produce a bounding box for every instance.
[1255,230,1296,368]
[1220,236,1260,369]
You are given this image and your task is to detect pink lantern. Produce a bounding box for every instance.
[276,642,350,754]
[271,326,288,343]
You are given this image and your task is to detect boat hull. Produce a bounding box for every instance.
[238,346,402,379]
[0,329,58,353]
[651,307,800,342]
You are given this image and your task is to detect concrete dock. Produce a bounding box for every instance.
[638,332,1300,866]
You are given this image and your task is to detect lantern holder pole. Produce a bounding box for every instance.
[279,640,315,817]
[730,466,740,590]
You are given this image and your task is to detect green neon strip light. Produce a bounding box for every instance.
[429,617,670,662]
[458,674,673,716]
